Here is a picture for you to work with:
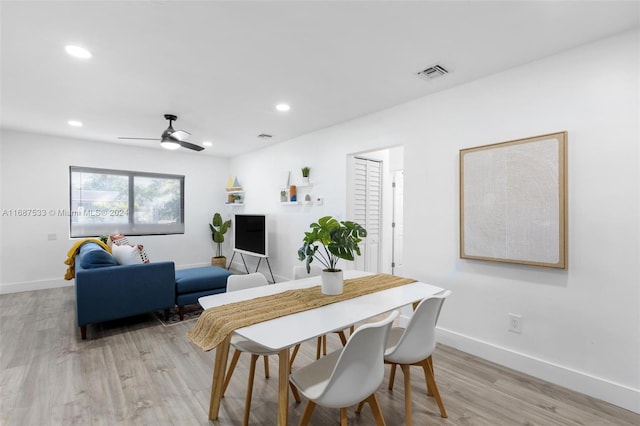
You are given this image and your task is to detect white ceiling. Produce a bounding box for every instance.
[1,1,638,157]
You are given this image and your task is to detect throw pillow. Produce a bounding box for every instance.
[108,234,130,248]
[112,244,149,265]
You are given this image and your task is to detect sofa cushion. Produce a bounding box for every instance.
[78,242,118,269]
[175,266,232,295]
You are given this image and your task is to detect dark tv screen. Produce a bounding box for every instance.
[234,214,268,257]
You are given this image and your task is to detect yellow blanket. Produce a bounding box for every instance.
[64,238,111,280]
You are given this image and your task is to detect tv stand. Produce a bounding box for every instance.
[228,250,276,284]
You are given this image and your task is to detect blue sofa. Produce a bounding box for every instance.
[74,242,176,339]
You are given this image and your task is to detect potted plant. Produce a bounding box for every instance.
[301,166,310,183]
[209,212,231,268]
[298,216,367,295]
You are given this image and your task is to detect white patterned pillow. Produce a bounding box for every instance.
[111,244,150,265]
[108,234,130,248]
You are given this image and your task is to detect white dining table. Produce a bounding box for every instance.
[198,270,445,425]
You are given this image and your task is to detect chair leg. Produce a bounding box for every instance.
[401,364,413,426]
[178,306,185,321]
[263,355,270,378]
[422,358,447,418]
[366,394,387,426]
[243,354,259,426]
[355,400,365,414]
[422,355,434,396]
[340,407,348,426]
[289,381,301,404]
[290,344,301,369]
[299,401,316,426]
[388,363,397,391]
[337,330,347,346]
[323,335,327,355]
[222,349,242,396]
[316,336,322,359]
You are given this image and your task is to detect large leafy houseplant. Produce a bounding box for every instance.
[209,213,231,258]
[298,216,367,272]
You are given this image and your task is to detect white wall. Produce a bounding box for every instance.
[0,130,231,293]
[229,30,639,412]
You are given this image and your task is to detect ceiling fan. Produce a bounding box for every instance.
[118,114,205,151]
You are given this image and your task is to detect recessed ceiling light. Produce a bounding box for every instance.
[65,45,92,59]
[275,103,290,112]
[202,141,213,147]
[68,120,83,127]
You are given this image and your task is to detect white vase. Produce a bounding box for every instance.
[321,269,344,295]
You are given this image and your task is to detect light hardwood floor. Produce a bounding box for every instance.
[1,286,637,425]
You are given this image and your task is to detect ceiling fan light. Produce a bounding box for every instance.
[65,45,92,59]
[161,139,180,150]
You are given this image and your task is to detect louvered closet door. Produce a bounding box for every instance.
[353,157,382,272]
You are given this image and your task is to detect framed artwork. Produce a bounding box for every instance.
[459,132,567,269]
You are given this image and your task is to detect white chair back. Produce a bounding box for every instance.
[226,272,268,292]
[314,310,399,408]
[384,290,451,364]
[293,264,322,280]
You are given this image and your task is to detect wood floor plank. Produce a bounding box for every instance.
[0,286,638,425]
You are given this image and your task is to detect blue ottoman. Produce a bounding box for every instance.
[175,266,233,320]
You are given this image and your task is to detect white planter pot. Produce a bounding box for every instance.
[321,269,344,295]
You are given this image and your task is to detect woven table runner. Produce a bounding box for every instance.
[186,273,415,351]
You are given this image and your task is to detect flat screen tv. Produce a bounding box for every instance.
[233,214,268,257]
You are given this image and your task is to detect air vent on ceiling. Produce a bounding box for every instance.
[258,133,273,139]
[417,64,449,80]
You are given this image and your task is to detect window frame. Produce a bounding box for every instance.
[69,166,185,238]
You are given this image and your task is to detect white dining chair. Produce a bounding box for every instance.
[290,310,399,426]
[292,264,323,279]
[292,265,353,362]
[382,290,451,424]
[222,272,300,426]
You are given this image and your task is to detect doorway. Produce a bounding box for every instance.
[347,146,404,274]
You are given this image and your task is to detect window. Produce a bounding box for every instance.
[69,166,185,237]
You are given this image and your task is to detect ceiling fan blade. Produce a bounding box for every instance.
[178,140,205,151]
[170,130,191,141]
[118,137,159,141]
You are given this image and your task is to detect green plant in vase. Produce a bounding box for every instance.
[209,212,231,268]
[298,216,366,294]
[301,166,310,183]
[298,216,366,272]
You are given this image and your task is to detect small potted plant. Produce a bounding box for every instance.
[298,216,367,295]
[301,166,310,183]
[209,212,231,268]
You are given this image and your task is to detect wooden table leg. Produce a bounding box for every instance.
[277,348,290,425]
[209,334,231,420]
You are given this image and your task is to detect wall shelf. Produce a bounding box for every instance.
[280,182,315,204]
[226,190,245,205]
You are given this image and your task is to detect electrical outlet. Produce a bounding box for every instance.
[508,313,522,334]
[315,196,324,206]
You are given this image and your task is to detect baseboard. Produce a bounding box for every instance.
[437,327,640,414]
[0,278,72,294]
